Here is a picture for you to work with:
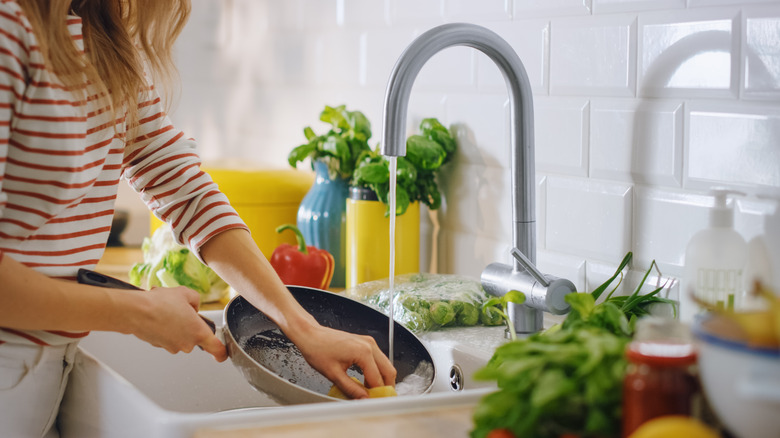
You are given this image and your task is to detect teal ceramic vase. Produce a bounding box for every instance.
[296,160,348,288]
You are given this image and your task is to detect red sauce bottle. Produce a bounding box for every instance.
[621,319,699,437]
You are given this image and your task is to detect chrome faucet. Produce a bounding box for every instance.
[380,23,576,334]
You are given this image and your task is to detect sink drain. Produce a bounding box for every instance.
[449,365,464,391]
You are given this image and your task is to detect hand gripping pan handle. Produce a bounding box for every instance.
[76,268,217,333]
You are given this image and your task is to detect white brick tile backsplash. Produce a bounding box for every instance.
[446,0,513,22]
[546,177,633,261]
[440,162,513,239]
[153,0,780,291]
[550,15,637,96]
[446,94,510,167]
[415,46,478,90]
[360,28,418,88]
[478,20,550,94]
[339,0,389,28]
[535,98,590,176]
[685,101,780,194]
[592,0,685,15]
[633,187,710,272]
[638,8,739,98]
[514,0,592,18]
[743,6,780,99]
[590,98,683,186]
[388,0,445,25]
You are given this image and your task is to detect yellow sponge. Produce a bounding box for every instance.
[327,377,397,400]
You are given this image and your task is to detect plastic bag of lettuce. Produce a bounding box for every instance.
[129,225,229,303]
[346,273,504,333]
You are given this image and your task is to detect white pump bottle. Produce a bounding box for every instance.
[681,189,747,322]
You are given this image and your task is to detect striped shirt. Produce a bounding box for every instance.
[0,0,247,346]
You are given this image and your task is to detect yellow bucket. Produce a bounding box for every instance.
[150,166,314,259]
[345,187,420,289]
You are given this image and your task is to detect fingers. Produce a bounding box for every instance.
[199,332,228,362]
[330,372,369,400]
[354,336,396,389]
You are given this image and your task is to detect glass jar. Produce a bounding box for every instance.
[622,318,700,437]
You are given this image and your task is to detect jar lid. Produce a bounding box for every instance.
[626,341,698,367]
[349,186,379,201]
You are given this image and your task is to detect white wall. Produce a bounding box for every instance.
[125,0,780,297]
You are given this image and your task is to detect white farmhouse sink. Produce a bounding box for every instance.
[58,311,504,438]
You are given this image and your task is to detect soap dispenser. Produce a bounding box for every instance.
[681,189,747,322]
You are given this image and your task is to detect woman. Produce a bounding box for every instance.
[0,1,396,436]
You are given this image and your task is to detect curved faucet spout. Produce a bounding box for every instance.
[381,23,575,334]
[381,22,536,268]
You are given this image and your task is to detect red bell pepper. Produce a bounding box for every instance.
[270,224,334,290]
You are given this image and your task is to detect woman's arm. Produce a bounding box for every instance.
[0,252,226,360]
[199,229,397,399]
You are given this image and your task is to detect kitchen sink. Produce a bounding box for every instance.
[57,310,504,438]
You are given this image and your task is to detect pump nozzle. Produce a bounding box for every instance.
[710,188,745,228]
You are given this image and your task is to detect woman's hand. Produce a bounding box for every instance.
[289,323,397,399]
[128,286,227,362]
[199,229,399,399]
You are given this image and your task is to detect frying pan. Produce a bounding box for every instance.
[76,269,435,405]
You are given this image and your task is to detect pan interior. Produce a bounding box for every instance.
[226,287,434,397]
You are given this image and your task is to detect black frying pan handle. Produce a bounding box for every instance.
[76,268,217,334]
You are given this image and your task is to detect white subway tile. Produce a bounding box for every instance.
[638,9,739,98]
[360,28,418,88]
[437,230,507,277]
[261,0,304,31]
[736,197,778,242]
[415,46,478,90]
[538,175,547,251]
[538,250,588,292]
[388,0,445,25]
[311,31,363,87]
[590,99,683,186]
[546,177,633,261]
[685,101,780,194]
[441,162,513,241]
[689,0,779,6]
[743,6,780,100]
[477,20,550,94]
[550,15,637,96]
[339,0,389,28]
[535,98,590,176]
[633,187,711,271]
[592,0,684,15]
[446,0,512,22]
[514,0,592,18]
[300,0,340,29]
[445,94,510,167]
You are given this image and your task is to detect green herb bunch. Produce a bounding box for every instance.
[287,105,372,180]
[351,118,457,215]
[471,252,677,438]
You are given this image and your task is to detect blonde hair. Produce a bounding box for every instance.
[17,0,191,140]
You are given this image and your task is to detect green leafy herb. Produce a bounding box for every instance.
[351,118,456,215]
[471,252,678,438]
[287,105,372,180]
[482,290,527,341]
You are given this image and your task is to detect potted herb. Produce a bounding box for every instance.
[345,118,456,287]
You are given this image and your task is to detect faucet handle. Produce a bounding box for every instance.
[510,248,550,287]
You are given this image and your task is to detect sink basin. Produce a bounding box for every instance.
[58,310,503,438]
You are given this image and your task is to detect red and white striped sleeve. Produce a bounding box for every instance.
[121,86,248,257]
[0,2,29,263]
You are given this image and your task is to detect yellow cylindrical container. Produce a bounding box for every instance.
[150,166,314,259]
[345,187,420,289]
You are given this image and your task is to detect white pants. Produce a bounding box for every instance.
[0,341,79,438]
